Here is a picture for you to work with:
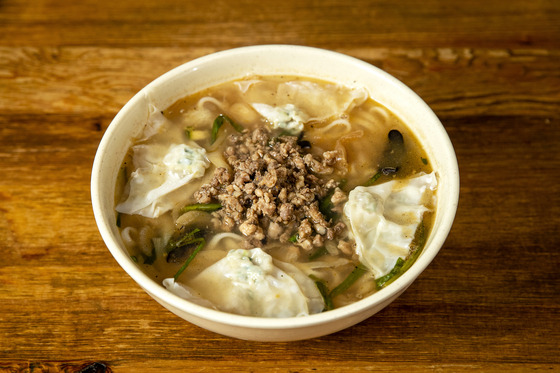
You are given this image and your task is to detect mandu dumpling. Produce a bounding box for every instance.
[250,103,307,135]
[167,248,324,317]
[116,143,210,218]
[243,80,368,123]
[343,172,437,278]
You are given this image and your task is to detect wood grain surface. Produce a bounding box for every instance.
[1,0,559,372]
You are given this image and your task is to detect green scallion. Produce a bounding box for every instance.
[173,238,205,281]
[319,189,336,221]
[288,233,299,243]
[365,171,381,186]
[318,179,347,221]
[211,114,243,144]
[375,221,427,289]
[185,126,194,139]
[165,228,202,252]
[180,203,222,214]
[330,264,368,299]
[310,275,334,311]
[375,257,405,288]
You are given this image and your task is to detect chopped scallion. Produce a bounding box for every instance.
[166,228,202,252]
[180,203,222,214]
[185,126,193,139]
[375,257,405,288]
[173,238,205,281]
[365,171,381,186]
[319,179,347,221]
[330,264,368,299]
[375,221,427,289]
[310,275,334,311]
[211,114,243,144]
[319,189,336,221]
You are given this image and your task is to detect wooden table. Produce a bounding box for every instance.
[1,0,559,371]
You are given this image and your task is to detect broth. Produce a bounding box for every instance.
[115,76,436,316]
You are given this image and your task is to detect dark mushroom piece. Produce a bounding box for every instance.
[365,129,405,185]
[381,129,405,174]
[165,227,205,263]
[167,242,200,264]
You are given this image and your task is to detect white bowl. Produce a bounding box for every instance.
[91,45,459,341]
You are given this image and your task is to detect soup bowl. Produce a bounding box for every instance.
[91,45,459,341]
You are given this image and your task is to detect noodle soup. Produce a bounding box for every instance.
[115,76,436,317]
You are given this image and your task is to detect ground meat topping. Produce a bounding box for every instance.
[194,127,349,249]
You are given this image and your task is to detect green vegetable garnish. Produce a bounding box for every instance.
[375,257,405,288]
[310,275,334,311]
[330,264,368,299]
[131,255,138,263]
[318,179,347,222]
[185,126,194,139]
[166,228,202,252]
[421,157,428,165]
[116,212,121,228]
[288,233,299,243]
[180,203,222,214]
[173,238,205,281]
[319,189,337,221]
[308,246,328,261]
[365,171,381,186]
[211,114,243,144]
[375,221,427,289]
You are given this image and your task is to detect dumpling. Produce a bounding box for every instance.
[116,143,210,218]
[168,248,324,317]
[275,81,368,121]
[343,172,437,278]
[251,103,307,135]
[244,80,368,124]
